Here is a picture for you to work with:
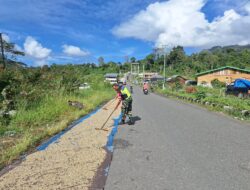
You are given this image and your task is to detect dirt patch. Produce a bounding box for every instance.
[0,99,120,190]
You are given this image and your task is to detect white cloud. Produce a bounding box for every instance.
[113,0,250,48]
[2,34,10,42]
[62,45,90,57]
[245,2,250,13]
[24,36,51,66]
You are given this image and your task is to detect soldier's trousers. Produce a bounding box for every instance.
[121,97,132,120]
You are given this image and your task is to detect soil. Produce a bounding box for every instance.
[0,99,120,190]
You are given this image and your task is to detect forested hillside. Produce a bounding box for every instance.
[136,45,250,78]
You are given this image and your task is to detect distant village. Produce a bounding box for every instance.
[105,65,250,98]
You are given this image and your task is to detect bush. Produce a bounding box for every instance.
[0,64,117,168]
[169,81,183,91]
[211,79,226,88]
[195,91,206,100]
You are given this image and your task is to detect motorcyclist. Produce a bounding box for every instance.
[143,82,149,92]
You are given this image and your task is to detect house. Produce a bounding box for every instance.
[143,72,159,81]
[196,66,250,87]
[150,74,164,82]
[104,73,118,84]
[166,75,187,85]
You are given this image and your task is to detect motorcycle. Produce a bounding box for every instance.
[143,88,148,95]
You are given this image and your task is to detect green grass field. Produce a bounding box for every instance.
[0,87,114,169]
[0,65,116,169]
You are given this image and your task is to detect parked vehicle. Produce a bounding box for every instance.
[225,79,250,97]
[185,80,197,86]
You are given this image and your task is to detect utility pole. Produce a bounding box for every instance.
[163,50,166,89]
[156,45,167,90]
[154,44,172,89]
[0,33,6,70]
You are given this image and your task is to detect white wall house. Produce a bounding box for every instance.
[104,73,118,84]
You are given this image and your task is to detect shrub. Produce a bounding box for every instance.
[0,64,118,168]
[169,81,183,91]
[195,91,206,100]
[211,79,226,88]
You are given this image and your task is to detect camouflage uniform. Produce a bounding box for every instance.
[120,85,133,123]
[121,96,132,120]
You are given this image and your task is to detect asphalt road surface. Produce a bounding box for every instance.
[105,86,250,190]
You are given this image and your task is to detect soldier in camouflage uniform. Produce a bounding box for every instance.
[113,83,133,125]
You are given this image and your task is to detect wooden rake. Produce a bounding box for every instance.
[95,108,116,131]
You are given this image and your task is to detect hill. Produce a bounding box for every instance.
[207,45,250,53]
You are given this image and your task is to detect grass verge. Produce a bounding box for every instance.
[155,86,250,121]
[0,88,114,169]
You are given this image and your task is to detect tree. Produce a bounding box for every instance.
[167,46,186,70]
[98,56,105,66]
[145,54,154,65]
[0,36,25,70]
[130,57,136,63]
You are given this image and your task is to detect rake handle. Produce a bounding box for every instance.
[100,108,116,129]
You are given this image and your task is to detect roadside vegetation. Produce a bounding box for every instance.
[134,45,250,120]
[1,37,250,169]
[0,64,120,169]
[0,38,130,169]
[155,83,250,120]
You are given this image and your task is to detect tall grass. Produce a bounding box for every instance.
[0,84,114,169]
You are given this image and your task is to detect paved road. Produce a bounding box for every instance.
[105,87,250,190]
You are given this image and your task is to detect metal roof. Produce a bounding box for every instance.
[151,74,164,79]
[196,66,250,77]
[104,73,118,78]
[166,75,187,81]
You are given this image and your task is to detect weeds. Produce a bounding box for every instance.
[0,65,115,169]
[156,85,250,119]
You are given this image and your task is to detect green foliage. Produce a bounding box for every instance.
[194,91,206,100]
[157,85,250,119]
[171,81,182,91]
[167,46,186,69]
[2,40,25,57]
[138,45,250,77]
[0,64,118,168]
[130,57,136,63]
[1,37,25,69]
[211,79,226,88]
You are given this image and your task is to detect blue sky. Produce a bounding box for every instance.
[0,0,249,66]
